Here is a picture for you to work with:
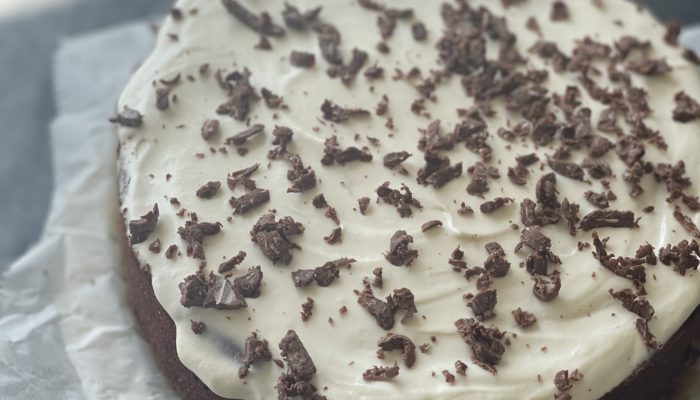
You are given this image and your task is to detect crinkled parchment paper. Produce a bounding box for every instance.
[0,19,698,400]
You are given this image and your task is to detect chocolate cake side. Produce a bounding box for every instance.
[123,230,700,400]
[122,234,230,400]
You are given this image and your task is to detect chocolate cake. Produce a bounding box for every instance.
[114,0,700,399]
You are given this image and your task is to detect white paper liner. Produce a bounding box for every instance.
[0,19,698,400]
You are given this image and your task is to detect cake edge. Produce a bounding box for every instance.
[120,216,700,400]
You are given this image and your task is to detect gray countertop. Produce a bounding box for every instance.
[0,0,698,269]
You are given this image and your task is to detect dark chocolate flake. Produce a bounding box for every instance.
[279,330,316,380]
[324,227,342,244]
[454,318,505,374]
[221,0,285,37]
[547,157,585,181]
[358,197,371,215]
[554,370,572,392]
[290,51,316,68]
[190,320,206,335]
[480,197,514,214]
[109,107,143,127]
[609,288,654,320]
[468,289,497,321]
[385,230,418,266]
[219,251,247,274]
[225,123,264,146]
[550,1,569,21]
[580,210,638,231]
[421,220,443,232]
[358,291,395,330]
[250,213,303,265]
[636,319,661,349]
[238,333,272,378]
[627,58,672,76]
[229,188,270,215]
[201,119,220,140]
[532,271,561,302]
[196,181,221,199]
[659,239,700,276]
[584,191,609,209]
[512,307,537,328]
[412,22,427,41]
[673,91,700,123]
[281,3,321,30]
[128,204,159,244]
[321,99,370,123]
[377,334,416,368]
[383,151,411,168]
[363,363,400,381]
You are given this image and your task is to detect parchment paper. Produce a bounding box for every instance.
[0,19,698,400]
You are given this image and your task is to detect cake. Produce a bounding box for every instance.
[113,0,700,399]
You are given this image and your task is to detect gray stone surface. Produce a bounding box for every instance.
[0,0,697,270]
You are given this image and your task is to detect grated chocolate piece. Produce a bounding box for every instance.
[190,320,206,335]
[165,244,179,259]
[313,22,343,65]
[636,319,661,349]
[584,191,609,209]
[627,57,672,76]
[411,22,427,41]
[561,198,580,236]
[659,239,700,276]
[196,181,221,199]
[321,99,370,123]
[218,250,247,273]
[324,227,342,244]
[480,197,514,214]
[512,307,537,328]
[377,334,416,368]
[376,181,422,217]
[233,265,263,298]
[225,124,264,146]
[200,119,220,140]
[547,157,585,181]
[179,272,247,310]
[383,151,411,168]
[250,213,304,265]
[216,69,259,121]
[358,290,395,330]
[455,360,468,376]
[468,289,497,321]
[532,271,561,302]
[227,163,260,191]
[282,3,321,30]
[129,203,159,244]
[673,91,700,122]
[238,332,272,378]
[416,153,463,188]
[385,230,419,266]
[609,288,654,320]
[358,197,371,215]
[290,51,316,68]
[362,363,400,381]
[312,194,327,209]
[230,188,270,215]
[554,370,572,392]
[582,158,612,179]
[421,220,443,232]
[261,88,285,109]
[301,297,314,321]
[550,1,569,21]
[580,210,638,231]
[148,238,161,253]
[454,318,505,374]
[109,107,143,127]
[221,0,285,37]
[388,288,418,324]
[279,330,317,380]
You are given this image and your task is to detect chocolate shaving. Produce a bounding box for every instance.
[412,22,427,41]
[554,370,572,392]
[321,99,370,123]
[328,48,368,86]
[512,307,537,328]
[238,333,272,378]
[227,163,259,191]
[377,334,416,368]
[627,58,672,76]
[221,0,285,37]
[261,88,285,109]
[250,213,303,265]
[290,51,316,68]
[282,3,321,30]
[128,203,159,244]
[421,220,443,232]
[178,219,222,260]
[322,135,373,165]
[416,153,463,189]
[636,319,661,349]
[196,181,221,199]
[216,69,259,121]
[225,124,264,146]
[165,244,178,259]
[362,363,399,381]
[230,188,270,215]
[550,1,569,21]
[109,107,143,127]
[532,271,561,302]
[313,21,343,65]
[301,297,314,321]
[591,232,647,282]
[659,239,700,276]
[190,320,206,335]
[582,157,612,179]
[376,182,422,217]
[324,227,342,244]
[385,230,419,266]
[358,197,371,215]
[480,197,514,214]
[547,157,585,181]
[179,272,246,309]
[148,238,161,253]
[279,330,317,380]
[454,318,505,374]
[580,210,638,231]
[383,151,411,168]
[468,289,497,321]
[358,291,395,330]
[584,191,609,209]
[218,250,246,273]
[609,288,654,320]
[673,91,700,123]
[201,119,220,140]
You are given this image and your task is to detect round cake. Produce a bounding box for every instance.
[114,0,700,399]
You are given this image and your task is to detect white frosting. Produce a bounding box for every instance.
[117,1,700,399]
